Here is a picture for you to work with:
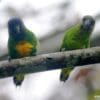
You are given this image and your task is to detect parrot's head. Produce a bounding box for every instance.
[82,15,95,31]
[8,18,25,40]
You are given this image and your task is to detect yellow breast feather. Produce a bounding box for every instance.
[15,41,33,57]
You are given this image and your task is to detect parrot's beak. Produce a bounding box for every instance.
[16,25,20,34]
[83,19,95,30]
[84,20,91,27]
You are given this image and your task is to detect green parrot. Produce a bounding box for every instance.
[60,15,95,82]
[8,18,38,86]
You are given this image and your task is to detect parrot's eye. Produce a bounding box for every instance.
[83,17,86,22]
[91,20,95,25]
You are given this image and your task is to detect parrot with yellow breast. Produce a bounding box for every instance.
[8,18,38,86]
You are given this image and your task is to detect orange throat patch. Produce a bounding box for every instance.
[15,41,33,57]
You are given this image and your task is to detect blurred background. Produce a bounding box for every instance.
[0,0,100,100]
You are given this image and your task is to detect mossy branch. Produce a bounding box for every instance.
[0,47,100,78]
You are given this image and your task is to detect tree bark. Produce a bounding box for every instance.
[0,47,100,78]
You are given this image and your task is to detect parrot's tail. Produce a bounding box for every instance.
[60,67,74,82]
[13,74,24,86]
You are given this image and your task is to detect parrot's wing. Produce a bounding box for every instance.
[8,37,19,59]
[25,29,39,56]
[60,24,80,82]
[60,24,80,51]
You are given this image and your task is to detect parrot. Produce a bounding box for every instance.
[60,15,95,82]
[8,18,38,86]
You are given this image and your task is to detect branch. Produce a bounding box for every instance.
[0,47,100,79]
